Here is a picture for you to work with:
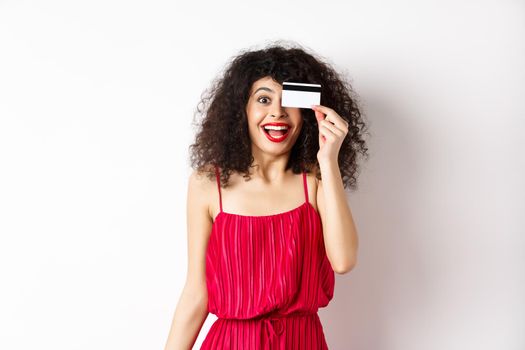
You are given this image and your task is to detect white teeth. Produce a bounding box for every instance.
[263,125,289,131]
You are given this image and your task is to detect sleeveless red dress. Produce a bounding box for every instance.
[201,166,335,349]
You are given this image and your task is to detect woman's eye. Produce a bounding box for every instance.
[258,96,270,104]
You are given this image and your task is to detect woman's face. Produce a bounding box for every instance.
[245,76,303,155]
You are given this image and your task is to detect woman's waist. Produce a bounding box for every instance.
[211,309,324,346]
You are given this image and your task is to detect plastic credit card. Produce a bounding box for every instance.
[281,82,321,108]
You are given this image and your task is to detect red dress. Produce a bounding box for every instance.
[201,166,335,349]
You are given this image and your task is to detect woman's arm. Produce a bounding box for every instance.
[311,104,359,274]
[316,162,359,274]
[164,169,213,350]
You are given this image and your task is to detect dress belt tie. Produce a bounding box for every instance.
[260,311,317,350]
[262,316,285,350]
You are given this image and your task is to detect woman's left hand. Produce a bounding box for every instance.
[311,104,349,165]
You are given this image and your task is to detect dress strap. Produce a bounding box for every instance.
[302,171,309,204]
[214,165,223,213]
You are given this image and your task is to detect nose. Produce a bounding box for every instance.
[270,103,287,119]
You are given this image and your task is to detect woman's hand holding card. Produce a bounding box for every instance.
[311,104,349,165]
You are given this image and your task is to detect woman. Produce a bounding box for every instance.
[164,41,369,350]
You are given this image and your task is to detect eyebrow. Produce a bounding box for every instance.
[252,86,275,95]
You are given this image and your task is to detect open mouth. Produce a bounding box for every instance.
[262,125,290,138]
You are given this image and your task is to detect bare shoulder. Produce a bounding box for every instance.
[304,169,320,212]
[190,164,215,185]
[188,165,216,221]
[308,164,321,189]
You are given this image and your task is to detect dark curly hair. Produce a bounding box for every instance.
[189,40,370,190]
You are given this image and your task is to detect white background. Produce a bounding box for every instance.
[1,1,524,349]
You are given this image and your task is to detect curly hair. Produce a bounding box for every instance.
[189,40,370,190]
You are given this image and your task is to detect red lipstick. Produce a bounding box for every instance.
[261,122,291,143]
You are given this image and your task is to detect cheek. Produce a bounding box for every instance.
[246,106,263,124]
